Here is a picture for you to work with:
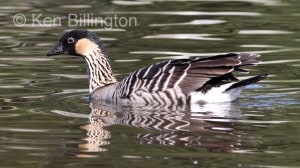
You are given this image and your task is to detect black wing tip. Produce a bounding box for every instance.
[225,73,268,92]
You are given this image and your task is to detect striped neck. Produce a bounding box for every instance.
[83,47,117,93]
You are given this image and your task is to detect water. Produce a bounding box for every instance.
[1,0,300,167]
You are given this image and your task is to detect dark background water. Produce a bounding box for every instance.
[1,0,300,167]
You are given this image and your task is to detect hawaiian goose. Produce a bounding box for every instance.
[47,30,267,105]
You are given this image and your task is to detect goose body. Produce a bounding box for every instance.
[47,30,267,105]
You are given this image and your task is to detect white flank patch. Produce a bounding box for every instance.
[189,83,245,103]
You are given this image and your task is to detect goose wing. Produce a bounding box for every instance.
[117,53,260,98]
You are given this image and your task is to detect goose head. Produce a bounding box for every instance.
[47,29,106,57]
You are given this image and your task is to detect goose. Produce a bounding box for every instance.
[47,30,267,105]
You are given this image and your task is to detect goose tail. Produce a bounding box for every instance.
[189,74,268,103]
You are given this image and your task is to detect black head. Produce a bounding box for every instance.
[47,30,105,57]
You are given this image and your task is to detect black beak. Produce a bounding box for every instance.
[46,43,64,56]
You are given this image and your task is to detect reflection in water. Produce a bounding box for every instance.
[78,102,243,155]
[79,109,114,153]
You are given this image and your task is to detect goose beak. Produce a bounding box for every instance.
[47,43,63,56]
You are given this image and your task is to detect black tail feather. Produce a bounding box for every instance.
[225,74,268,92]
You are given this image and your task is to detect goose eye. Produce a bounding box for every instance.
[67,37,75,44]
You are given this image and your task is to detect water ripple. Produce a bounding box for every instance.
[51,74,86,79]
[0,57,52,62]
[0,127,48,133]
[143,34,224,40]
[239,30,293,35]
[260,59,300,64]
[60,5,92,9]
[113,0,282,6]
[65,28,126,33]
[105,11,261,16]
[51,110,88,118]
[54,89,88,95]
[240,44,283,48]
[112,0,153,5]
[149,19,226,27]
[114,59,141,62]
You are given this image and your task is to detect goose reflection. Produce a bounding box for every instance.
[78,102,243,154]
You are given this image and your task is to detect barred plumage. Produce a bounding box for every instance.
[47,30,268,105]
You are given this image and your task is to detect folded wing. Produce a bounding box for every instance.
[117,53,260,98]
